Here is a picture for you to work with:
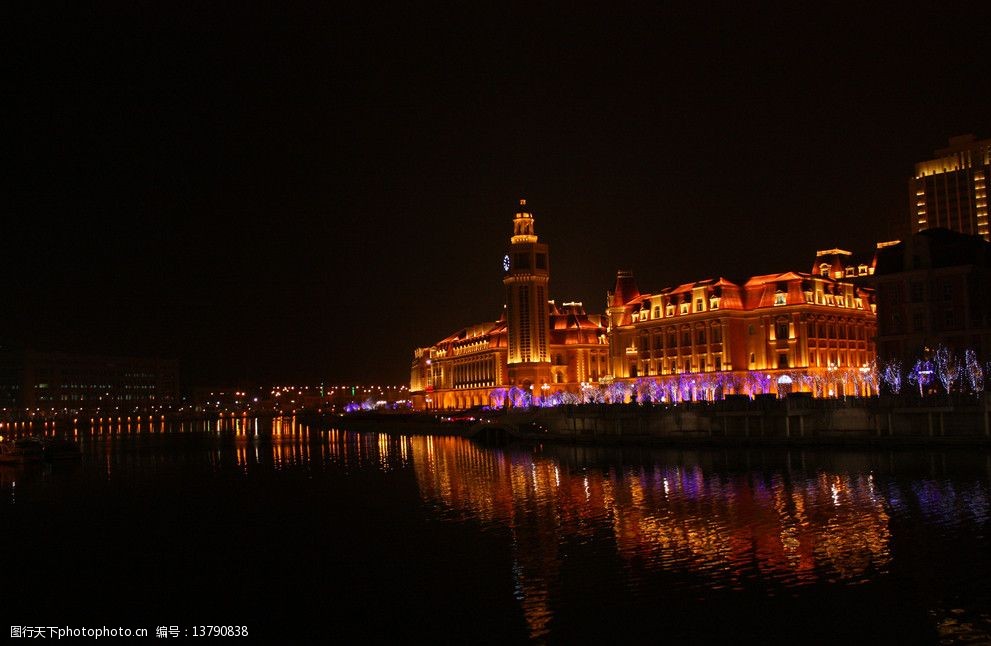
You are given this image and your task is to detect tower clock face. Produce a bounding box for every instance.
[503,254,510,272]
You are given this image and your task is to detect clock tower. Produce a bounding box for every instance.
[503,198,552,389]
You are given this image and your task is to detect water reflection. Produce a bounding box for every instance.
[404,440,991,641]
[2,420,990,642]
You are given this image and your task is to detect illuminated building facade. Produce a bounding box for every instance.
[910,134,990,241]
[874,228,991,360]
[605,255,878,398]
[410,200,607,409]
[409,200,879,407]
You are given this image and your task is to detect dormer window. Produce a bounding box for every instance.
[819,263,830,276]
[858,265,868,276]
[666,305,675,317]
[680,303,689,314]
[845,267,855,277]
[774,291,786,306]
[695,298,704,312]
[709,297,720,310]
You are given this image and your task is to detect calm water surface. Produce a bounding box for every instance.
[2,418,991,644]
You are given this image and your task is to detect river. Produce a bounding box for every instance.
[2,417,989,643]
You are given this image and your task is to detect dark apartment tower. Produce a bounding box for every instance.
[910,134,990,241]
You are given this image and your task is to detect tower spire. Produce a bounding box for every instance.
[511,197,538,244]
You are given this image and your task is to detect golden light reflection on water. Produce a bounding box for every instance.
[404,439,901,640]
[4,421,990,642]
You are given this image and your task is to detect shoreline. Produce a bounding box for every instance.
[309,397,991,448]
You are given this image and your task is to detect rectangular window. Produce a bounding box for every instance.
[695,298,704,312]
[514,253,530,270]
[696,329,706,344]
[535,253,546,269]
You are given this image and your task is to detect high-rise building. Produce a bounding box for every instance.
[910,134,990,241]
[873,228,991,361]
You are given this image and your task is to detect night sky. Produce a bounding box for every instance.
[10,2,991,387]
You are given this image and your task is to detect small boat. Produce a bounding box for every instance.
[0,437,46,464]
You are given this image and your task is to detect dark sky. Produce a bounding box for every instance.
[10,2,991,387]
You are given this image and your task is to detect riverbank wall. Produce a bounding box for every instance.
[477,395,991,445]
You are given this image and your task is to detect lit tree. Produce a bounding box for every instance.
[934,345,961,394]
[907,359,934,397]
[559,390,580,405]
[508,386,527,408]
[632,378,651,403]
[746,371,771,396]
[805,368,828,398]
[860,359,879,396]
[696,373,718,401]
[580,382,605,404]
[719,373,743,397]
[881,359,903,395]
[645,378,665,403]
[607,381,629,404]
[964,350,984,394]
[676,373,695,402]
[489,388,507,409]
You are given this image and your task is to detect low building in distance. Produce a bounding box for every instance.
[0,348,179,417]
[910,134,990,241]
[873,228,991,360]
